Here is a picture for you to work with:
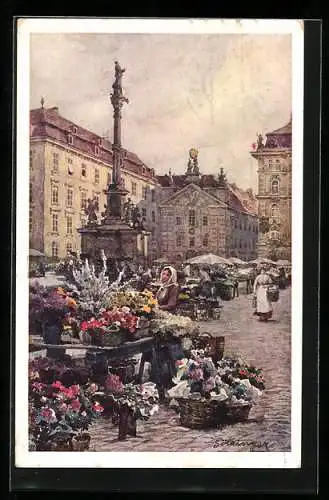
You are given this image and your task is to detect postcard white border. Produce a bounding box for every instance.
[15,18,304,469]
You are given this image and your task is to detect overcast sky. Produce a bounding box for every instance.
[30,33,291,191]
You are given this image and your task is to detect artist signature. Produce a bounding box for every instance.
[213,438,270,450]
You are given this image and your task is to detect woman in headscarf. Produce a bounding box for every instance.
[156,266,180,312]
[253,265,273,321]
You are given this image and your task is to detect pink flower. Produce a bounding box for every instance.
[189,368,203,381]
[88,383,98,393]
[70,385,80,397]
[57,402,68,413]
[70,398,81,412]
[40,407,57,423]
[52,380,64,389]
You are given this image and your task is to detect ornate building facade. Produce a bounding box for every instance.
[250,117,292,259]
[156,150,258,263]
[29,104,158,259]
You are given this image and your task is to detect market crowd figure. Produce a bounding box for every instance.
[85,198,99,225]
[253,266,273,321]
[156,266,180,313]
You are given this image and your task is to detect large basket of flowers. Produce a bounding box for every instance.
[93,324,124,347]
[178,398,226,429]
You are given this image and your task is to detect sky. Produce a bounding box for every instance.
[30,33,292,191]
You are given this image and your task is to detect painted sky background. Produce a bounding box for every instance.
[30,33,292,191]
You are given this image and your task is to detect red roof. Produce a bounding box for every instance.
[30,107,155,180]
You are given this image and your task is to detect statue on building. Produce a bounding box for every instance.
[257,133,264,149]
[85,198,99,225]
[186,157,193,174]
[217,166,227,187]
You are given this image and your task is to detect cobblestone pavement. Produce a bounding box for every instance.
[89,287,291,452]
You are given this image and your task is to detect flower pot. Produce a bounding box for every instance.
[72,433,90,451]
[118,405,137,440]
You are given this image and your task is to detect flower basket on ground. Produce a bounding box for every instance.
[168,350,265,429]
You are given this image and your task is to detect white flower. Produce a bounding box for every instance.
[233,377,241,384]
[121,306,130,313]
[239,379,251,390]
[40,396,47,403]
[149,404,159,416]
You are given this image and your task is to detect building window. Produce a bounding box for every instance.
[151,211,155,223]
[66,242,73,255]
[29,150,34,170]
[268,158,273,167]
[142,208,147,218]
[67,158,73,175]
[95,146,100,156]
[51,185,59,204]
[94,168,100,184]
[29,208,33,232]
[176,234,182,247]
[51,241,58,258]
[151,190,156,202]
[202,234,209,247]
[239,240,242,249]
[202,215,208,226]
[67,215,73,235]
[176,216,181,225]
[52,213,58,232]
[68,134,73,145]
[80,191,87,210]
[98,138,102,146]
[67,187,73,207]
[269,230,280,240]
[52,152,59,173]
[142,186,147,200]
[188,210,196,227]
[271,179,279,194]
[189,237,195,247]
[131,182,137,196]
[271,203,279,218]
[234,219,238,229]
[81,164,87,177]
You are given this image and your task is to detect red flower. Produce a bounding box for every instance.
[92,402,104,413]
[70,398,81,412]
[52,380,64,389]
[251,142,257,150]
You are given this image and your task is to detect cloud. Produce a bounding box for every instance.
[30,33,291,190]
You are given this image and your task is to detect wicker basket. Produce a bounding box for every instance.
[178,398,227,429]
[72,434,90,451]
[224,403,252,422]
[267,285,279,303]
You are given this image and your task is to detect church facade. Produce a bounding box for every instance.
[250,117,292,259]
[156,149,258,263]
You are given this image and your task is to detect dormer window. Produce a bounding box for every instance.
[98,138,102,146]
[95,145,99,156]
[68,134,73,145]
[72,126,77,134]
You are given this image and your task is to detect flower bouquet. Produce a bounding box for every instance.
[107,290,158,319]
[149,310,200,343]
[29,376,104,451]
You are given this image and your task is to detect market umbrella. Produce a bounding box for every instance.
[185,253,233,266]
[229,257,247,265]
[250,257,276,266]
[276,259,290,266]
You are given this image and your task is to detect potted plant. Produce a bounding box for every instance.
[29,373,104,451]
[102,374,159,440]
